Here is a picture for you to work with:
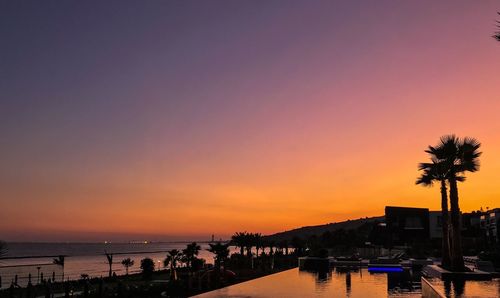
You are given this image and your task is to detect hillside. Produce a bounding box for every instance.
[264,216,384,242]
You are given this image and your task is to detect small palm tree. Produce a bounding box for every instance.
[163,257,170,269]
[253,233,262,257]
[121,258,134,275]
[182,242,201,271]
[268,240,277,255]
[208,242,230,271]
[244,233,254,257]
[231,232,247,256]
[166,249,182,280]
[104,251,113,277]
[52,255,65,281]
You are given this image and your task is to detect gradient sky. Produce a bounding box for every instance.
[1,1,499,242]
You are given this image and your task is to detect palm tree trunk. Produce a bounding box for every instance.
[448,176,465,271]
[440,180,451,269]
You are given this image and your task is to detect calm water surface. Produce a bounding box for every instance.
[427,278,500,298]
[196,268,422,298]
[197,268,500,298]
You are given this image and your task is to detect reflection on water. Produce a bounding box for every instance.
[313,267,421,297]
[444,280,465,297]
[429,278,500,297]
[346,271,352,296]
[195,267,422,297]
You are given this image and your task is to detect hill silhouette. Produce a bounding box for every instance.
[264,216,384,243]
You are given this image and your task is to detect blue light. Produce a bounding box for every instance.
[368,267,403,273]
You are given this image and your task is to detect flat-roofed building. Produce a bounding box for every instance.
[428,211,443,239]
[385,206,430,246]
[481,208,500,244]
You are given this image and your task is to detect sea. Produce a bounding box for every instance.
[0,242,234,287]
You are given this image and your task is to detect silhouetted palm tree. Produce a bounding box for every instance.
[417,159,464,268]
[166,249,182,280]
[425,135,481,271]
[163,257,170,269]
[104,251,113,277]
[231,232,247,256]
[121,258,134,275]
[244,233,254,257]
[52,255,65,281]
[208,242,230,272]
[267,240,276,255]
[253,233,262,257]
[182,242,201,271]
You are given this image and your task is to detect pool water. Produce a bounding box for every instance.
[195,267,422,297]
[426,278,500,298]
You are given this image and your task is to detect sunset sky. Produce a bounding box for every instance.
[1,1,499,242]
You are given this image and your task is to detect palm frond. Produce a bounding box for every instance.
[457,137,482,172]
[421,135,481,184]
[416,172,434,186]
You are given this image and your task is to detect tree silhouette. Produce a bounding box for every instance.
[267,239,276,255]
[104,251,113,278]
[140,258,155,280]
[253,233,262,257]
[121,258,134,275]
[52,255,65,281]
[165,249,182,280]
[208,242,230,272]
[182,242,201,271]
[231,232,247,256]
[163,257,170,269]
[424,135,481,271]
[244,233,254,257]
[416,158,464,269]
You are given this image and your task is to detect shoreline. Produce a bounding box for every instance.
[0,261,298,297]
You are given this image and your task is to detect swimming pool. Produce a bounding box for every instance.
[194,267,422,297]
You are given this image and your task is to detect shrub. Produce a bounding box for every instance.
[140,258,155,279]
